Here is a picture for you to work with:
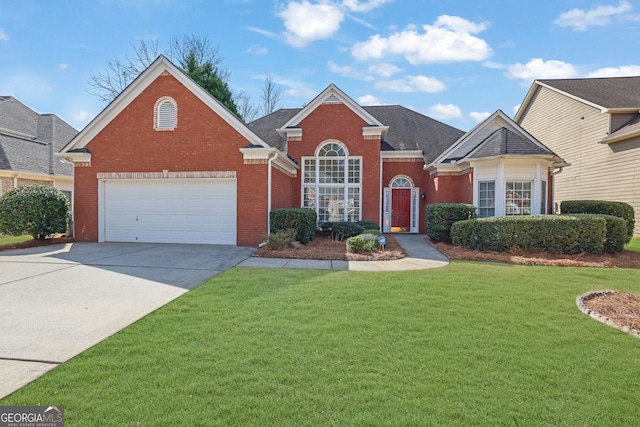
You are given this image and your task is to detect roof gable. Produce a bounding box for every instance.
[60,55,271,155]
[431,110,559,166]
[516,76,640,122]
[276,84,388,140]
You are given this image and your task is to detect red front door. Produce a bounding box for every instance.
[392,189,411,228]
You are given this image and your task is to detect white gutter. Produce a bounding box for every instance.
[267,151,277,235]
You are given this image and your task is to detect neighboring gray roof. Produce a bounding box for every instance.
[461,127,554,161]
[602,113,640,143]
[0,96,77,176]
[247,104,465,162]
[539,76,640,109]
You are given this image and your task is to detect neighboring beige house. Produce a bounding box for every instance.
[0,97,77,204]
[515,76,640,235]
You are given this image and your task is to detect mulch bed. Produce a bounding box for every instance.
[433,241,640,269]
[253,232,405,261]
[582,291,640,332]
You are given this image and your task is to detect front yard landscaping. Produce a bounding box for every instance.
[2,263,640,426]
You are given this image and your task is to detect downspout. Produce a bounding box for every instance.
[379,154,383,228]
[267,151,278,235]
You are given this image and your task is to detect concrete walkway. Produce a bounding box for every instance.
[237,234,449,271]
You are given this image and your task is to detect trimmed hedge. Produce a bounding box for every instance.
[451,215,606,255]
[0,184,69,239]
[562,214,627,254]
[332,222,365,241]
[269,208,317,244]
[356,220,380,231]
[561,200,635,243]
[426,203,476,241]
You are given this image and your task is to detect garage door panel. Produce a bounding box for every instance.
[103,179,236,245]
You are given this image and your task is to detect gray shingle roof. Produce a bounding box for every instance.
[539,76,640,109]
[0,96,76,176]
[246,104,465,162]
[462,127,554,161]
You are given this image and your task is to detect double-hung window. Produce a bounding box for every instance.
[505,181,532,216]
[302,142,361,223]
[477,181,495,218]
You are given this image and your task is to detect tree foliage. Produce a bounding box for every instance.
[0,185,70,240]
[184,52,239,116]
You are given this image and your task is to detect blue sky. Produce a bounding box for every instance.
[1,0,639,131]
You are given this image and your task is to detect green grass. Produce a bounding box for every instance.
[0,234,31,247]
[625,237,640,253]
[3,263,640,426]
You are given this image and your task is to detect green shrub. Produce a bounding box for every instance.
[561,200,635,243]
[332,222,365,241]
[562,214,627,254]
[356,220,380,231]
[346,236,365,253]
[451,215,606,255]
[263,229,296,250]
[426,203,476,242]
[361,229,382,236]
[270,208,317,244]
[0,184,69,240]
[320,222,334,232]
[346,233,380,253]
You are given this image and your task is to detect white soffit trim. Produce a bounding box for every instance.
[381,150,423,159]
[239,147,299,174]
[60,55,271,155]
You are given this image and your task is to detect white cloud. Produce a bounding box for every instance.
[0,28,8,41]
[512,104,521,115]
[278,1,344,48]
[506,58,579,82]
[470,111,490,122]
[587,65,640,77]
[358,94,382,105]
[245,26,280,39]
[367,62,402,77]
[342,0,393,12]
[246,45,269,55]
[428,103,462,120]
[554,0,632,31]
[58,63,68,71]
[351,15,492,64]
[375,75,446,93]
[71,110,93,123]
[483,61,506,70]
[327,60,373,80]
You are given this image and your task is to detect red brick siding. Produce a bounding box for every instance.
[287,104,381,223]
[73,74,269,246]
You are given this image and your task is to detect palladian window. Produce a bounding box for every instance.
[302,142,362,223]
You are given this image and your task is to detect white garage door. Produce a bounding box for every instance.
[102,179,236,245]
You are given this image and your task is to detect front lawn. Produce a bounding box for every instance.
[3,264,640,425]
[625,237,640,253]
[0,234,32,248]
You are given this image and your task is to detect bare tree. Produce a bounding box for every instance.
[234,91,259,123]
[87,39,160,103]
[87,35,229,104]
[260,74,283,116]
[166,34,230,82]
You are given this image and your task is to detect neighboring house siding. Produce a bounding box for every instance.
[73,73,269,246]
[519,86,640,233]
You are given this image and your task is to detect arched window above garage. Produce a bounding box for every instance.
[154,97,177,131]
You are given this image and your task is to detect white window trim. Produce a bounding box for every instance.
[301,141,362,223]
[154,96,177,131]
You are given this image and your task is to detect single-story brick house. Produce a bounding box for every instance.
[59,55,565,246]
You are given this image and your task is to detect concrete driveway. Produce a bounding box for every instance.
[0,242,253,399]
